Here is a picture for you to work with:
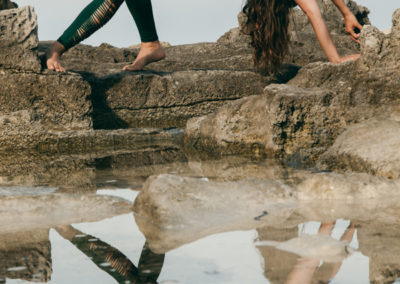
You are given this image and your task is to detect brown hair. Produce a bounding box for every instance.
[242,0,296,74]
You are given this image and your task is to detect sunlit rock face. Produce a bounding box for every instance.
[318,118,400,179]
[185,8,400,171]
[0,6,41,72]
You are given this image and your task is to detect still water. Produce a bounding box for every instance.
[0,142,399,284]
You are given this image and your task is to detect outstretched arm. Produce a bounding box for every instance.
[295,0,360,63]
[330,0,363,42]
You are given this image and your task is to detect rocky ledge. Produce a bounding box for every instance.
[1,1,399,178]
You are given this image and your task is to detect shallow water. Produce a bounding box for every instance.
[1,142,400,284]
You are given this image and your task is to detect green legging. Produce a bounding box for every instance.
[58,0,158,50]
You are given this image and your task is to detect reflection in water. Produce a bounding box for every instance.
[55,225,165,284]
[0,229,52,283]
[1,143,400,283]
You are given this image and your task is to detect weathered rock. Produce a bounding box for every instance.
[134,174,296,253]
[89,69,269,128]
[0,193,132,234]
[133,169,400,254]
[318,118,400,179]
[0,0,17,10]
[0,229,51,283]
[0,6,41,72]
[185,84,346,162]
[0,70,92,133]
[186,9,400,167]
[0,127,183,153]
[290,0,370,35]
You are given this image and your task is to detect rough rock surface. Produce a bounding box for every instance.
[318,118,400,179]
[134,174,296,253]
[185,9,400,168]
[0,6,41,72]
[133,170,400,253]
[0,71,92,132]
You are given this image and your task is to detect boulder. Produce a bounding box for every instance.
[0,193,132,234]
[318,118,400,179]
[133,174,296,253]
[186,10,400,166]
[0,70,92,133]
[185,84,347,162]
[0,6,41,72]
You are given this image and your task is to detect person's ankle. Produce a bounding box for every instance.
[141,40,162,49]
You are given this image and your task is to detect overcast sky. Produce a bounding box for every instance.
[15,0,399,47]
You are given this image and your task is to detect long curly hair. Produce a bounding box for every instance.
[242,0,296,74]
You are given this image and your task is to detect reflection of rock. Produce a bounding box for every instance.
[318,118,400,179]
[357,221,400,283]
[256,234,353,262]
[0,6,41,72]
[0,229,51,282]
[134,174,296,253]
[256,226,299,284]
[0,193,132,234]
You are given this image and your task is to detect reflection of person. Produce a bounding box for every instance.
[46,0,165,72]
[285,221,355,284]
[242,0,363,74]
[56,225,165,283]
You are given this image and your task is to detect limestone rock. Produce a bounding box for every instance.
[0,6,41,72]
[0,193,132,234]
[185,84,346,162]
[134,174,296,253]
[318,118,400,179]
[290,0,370,35]
[0,70,92,133]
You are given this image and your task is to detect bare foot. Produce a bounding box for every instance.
[123,41,165,71]
[46,41,66,72]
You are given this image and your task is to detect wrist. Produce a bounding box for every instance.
[329,54,341,64]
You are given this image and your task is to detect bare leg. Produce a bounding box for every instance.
[46,41,66,72]
[123,41,165,71]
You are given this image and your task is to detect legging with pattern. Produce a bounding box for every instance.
[58,0,158,50]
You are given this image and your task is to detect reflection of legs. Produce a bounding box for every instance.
[55,225,165,283]
[328,222,356,278]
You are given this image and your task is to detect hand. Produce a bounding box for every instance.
[344,14,363,43]
[335,54,361,64]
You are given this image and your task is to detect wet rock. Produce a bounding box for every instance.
[134,174,296,253]
[0,127,182,153]
[0,229,51,282]
[318,118,400,179]
[0,6,41,72]
[256,234,353,263]
[0,0,17,10]
[0,193,132,234]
